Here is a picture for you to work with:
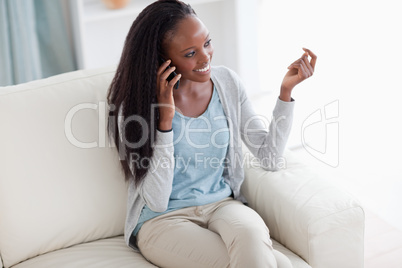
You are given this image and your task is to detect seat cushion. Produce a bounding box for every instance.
[11,236,310,268]
[272,240,311,268]
[11,236,156,268]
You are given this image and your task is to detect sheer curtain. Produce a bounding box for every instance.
[0,0,76,86]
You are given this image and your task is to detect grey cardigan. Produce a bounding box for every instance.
[124,66,295,247]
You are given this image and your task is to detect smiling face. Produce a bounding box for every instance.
[163,15,213,84]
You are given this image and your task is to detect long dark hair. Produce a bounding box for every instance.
[107,0,196,185]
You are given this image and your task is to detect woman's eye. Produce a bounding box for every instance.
[185,52,195,57]
[204,39,212,47]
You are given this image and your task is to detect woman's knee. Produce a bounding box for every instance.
[231,220,272,248]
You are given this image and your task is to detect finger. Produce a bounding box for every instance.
[300,56,313,76]
[297,62,309,79]
[159,74,181,104]
[288,58,305,70]
[160,66,177,82]
[160,72,181,93]
[302,48,317,60]
[168,73,181,89]
[302,48,317,70]
[302,56,314,75]
[288,56,303,67]
[289,61,309,79]
[157,59,173,76]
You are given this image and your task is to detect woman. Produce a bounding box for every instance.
[107,0,316,267]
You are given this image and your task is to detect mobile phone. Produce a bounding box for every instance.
[159,57,180,89]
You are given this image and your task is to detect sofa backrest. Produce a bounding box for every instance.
[0,67,127,268]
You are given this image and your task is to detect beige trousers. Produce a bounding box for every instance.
[137,197,292,268]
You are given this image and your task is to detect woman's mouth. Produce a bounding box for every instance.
[194,64,211,73]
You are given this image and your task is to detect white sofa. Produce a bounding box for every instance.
[0,66,365,268]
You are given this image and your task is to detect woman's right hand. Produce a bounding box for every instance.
[156,59,181,131]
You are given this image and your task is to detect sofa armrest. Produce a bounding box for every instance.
[241,149,365,268]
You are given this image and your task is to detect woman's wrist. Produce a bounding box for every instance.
[158,119,173,132]
[279,87,292,102]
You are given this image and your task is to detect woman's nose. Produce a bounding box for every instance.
[199,51,210,64]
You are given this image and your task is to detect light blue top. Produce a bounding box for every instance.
[133,86,232,235]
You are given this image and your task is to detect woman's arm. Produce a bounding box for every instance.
[137,130,174,212]
[240,48,317,170]
[239,88,294,171]
[134,59,180,211]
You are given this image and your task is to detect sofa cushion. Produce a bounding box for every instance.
[272,240,311,268]
[9,236,311,268]
[10,236,156,268]
[0,67,128,267]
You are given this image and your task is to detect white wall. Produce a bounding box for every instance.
[258,0,402,228]
[68,0,261,95]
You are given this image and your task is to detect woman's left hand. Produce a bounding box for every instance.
[280,48,317,101]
